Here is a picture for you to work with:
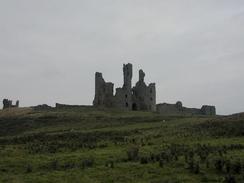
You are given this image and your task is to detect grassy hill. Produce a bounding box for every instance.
[0,107,243,183]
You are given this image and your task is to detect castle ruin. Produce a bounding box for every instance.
[2,99,19,109]
[1,64,216,116]
[93,63,156,111]
[93,63,216,115]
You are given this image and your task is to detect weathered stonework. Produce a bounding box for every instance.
[93,63,156,111]
[93,63,216,115]
[132,70,156,111]
[156,101,216,116]
[201,105,216,115]
[93,72,114,108]
[2,99,19,109]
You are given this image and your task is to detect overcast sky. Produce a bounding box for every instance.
[0,0,244,115]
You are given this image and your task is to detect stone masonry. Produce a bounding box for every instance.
[156,101,216,116]
[93,63,216,115]
[2,99,19,109]
[93,63,156,111]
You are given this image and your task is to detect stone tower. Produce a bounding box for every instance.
[122,63,133,109]
[132,70,156,111]
[93,72,114,107]
[93,63,156,111]
[123,63,132,90]
[113,63,133,109]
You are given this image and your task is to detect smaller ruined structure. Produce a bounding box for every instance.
[93,63,156,111]
[156,101,216,116]
[201,105,216,115]
[2,99,19,109]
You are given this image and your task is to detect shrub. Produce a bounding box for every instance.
[105,160,114,168]
[188,151,194,160]
[187,159,194,171]
[150,153,156,162]
[214,158,224,172]
[155,154,161,162]
[186,160,200,174]
[160,151,170,163]
[193,162,200,174]
[81,158,94,169]
[231,160,241,174]
[63,161,75,170]
[199,151,208,163]
[201,174,209,182]
[173,155,178,161]
[140,157,149,164]
[127,146,139,161]
[26,164,33,173]
[50,159,59,170]
[225,160,231,173]
[223,175,236,183]
[159,159,164,168]
[206,159,210,169]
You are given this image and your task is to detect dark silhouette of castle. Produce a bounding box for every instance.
[93,63,216,115]
[93,63,156,111]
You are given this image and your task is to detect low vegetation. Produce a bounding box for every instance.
[0,107,243,183]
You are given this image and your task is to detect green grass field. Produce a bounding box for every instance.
[0,107,243,183]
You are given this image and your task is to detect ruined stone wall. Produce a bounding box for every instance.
[93,72,105,106]
[93,64,135,110]
[112,63,133,110]
[156,102,216,116]
[201,105,216,115]
[121,63,133,109]
[147,83,156,111]
[2,99,19,109]
[55,103,92,109]
[132,70,156,111]
[156,102,183,115]
[92,63,215,114]
[132,70,148,110]
[93,72,114,108]
[114,88,130,110]
[93,63,156,112]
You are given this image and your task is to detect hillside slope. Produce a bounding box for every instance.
[0,107,244,183]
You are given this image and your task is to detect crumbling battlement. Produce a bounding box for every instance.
[2,99,19,109]
[93,63,156,111]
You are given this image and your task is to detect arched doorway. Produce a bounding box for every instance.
[132,103,137,111]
